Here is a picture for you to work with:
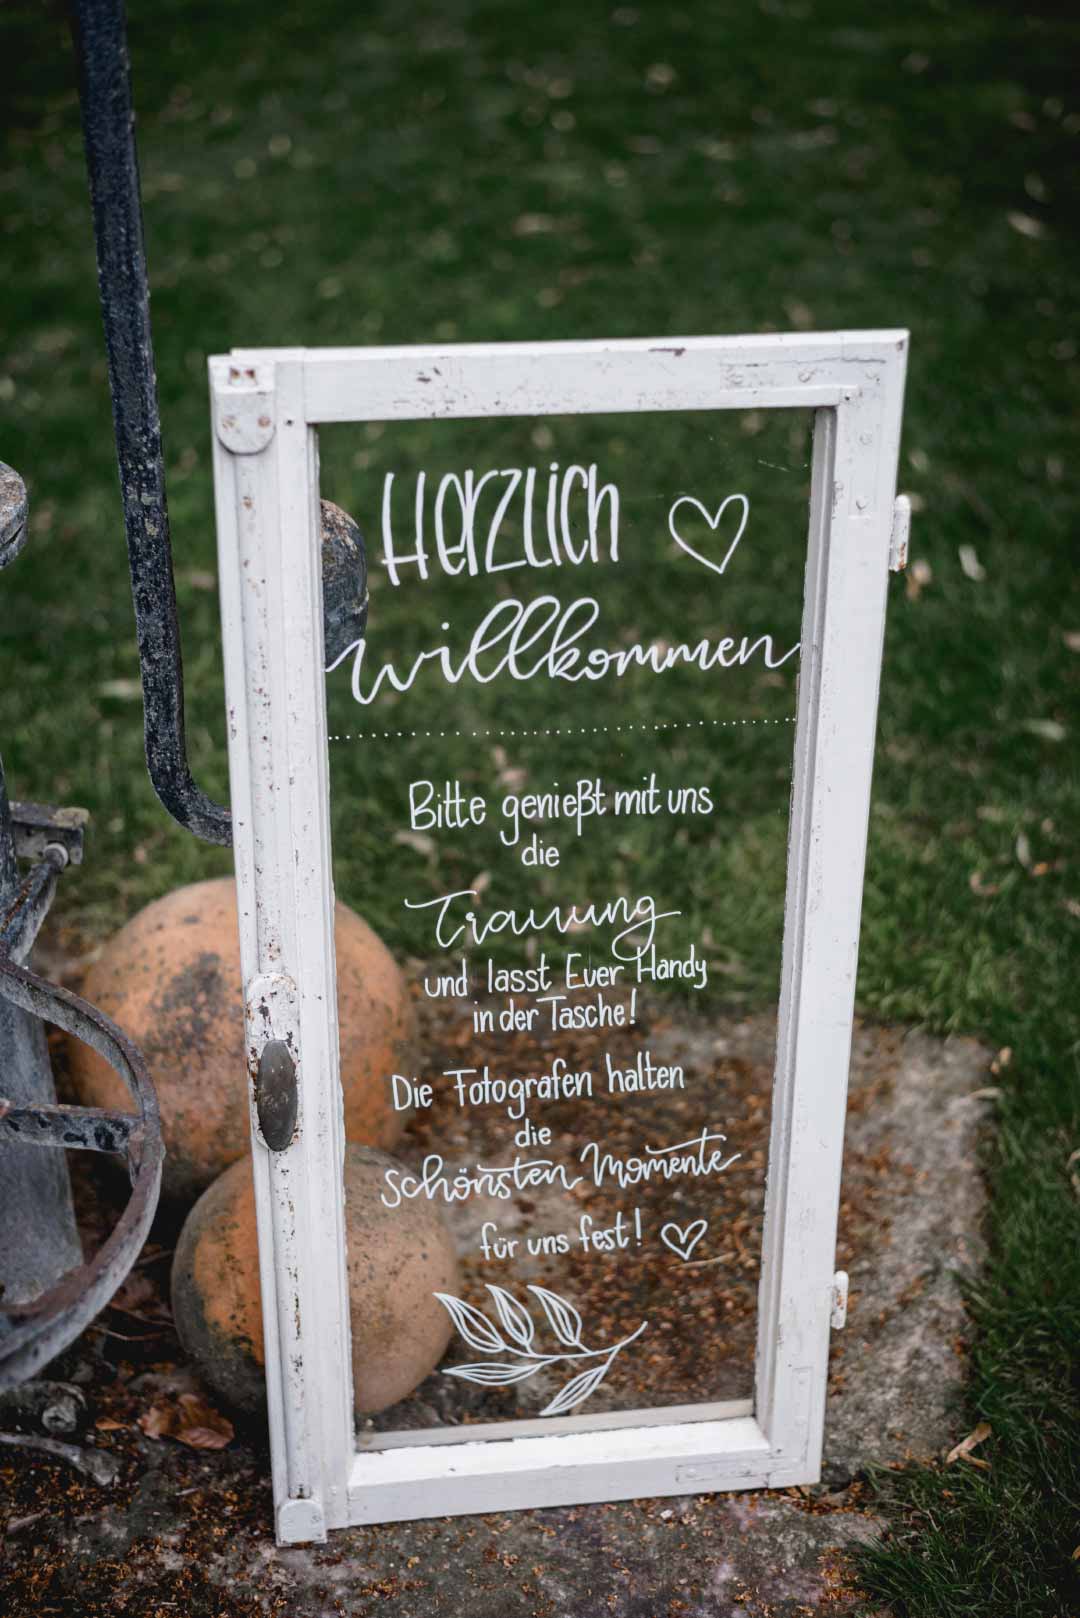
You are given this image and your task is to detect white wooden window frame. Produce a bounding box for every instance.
[209,331,908,1544]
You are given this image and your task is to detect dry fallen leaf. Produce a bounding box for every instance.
[174,1393,234,1451]
[969,871,1001,898]
[513,212,557,236]
[946,1421,992,1467]
[138,1392,233,1450]
[94,1417,127,1432]
[393,829,437,859]
[906,558,932,602]
[817,1487,854,1507]
[180,568,216,592]
[491,745,528,791]
[958,544,986,582]
[1007,210,1045,239]
[109,1268,173,1325]
[112,1270,158,1312]
[138,1401,176,1440]
[1022,718,1066,742]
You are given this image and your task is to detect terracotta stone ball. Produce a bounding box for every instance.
[171,1146,460,1415]
[66,877,416,1203]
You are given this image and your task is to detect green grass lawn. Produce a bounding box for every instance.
[2,0,1078,1610]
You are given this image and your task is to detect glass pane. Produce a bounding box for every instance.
[320,405,811,1438]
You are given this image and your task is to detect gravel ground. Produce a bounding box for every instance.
[0,1015,991,1615]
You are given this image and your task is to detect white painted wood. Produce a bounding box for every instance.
[347,1415,775,1525]
[754,345,907,1483]
[209,332,908,1543]
[211,355,354,1543]
[231,330,901,424]
[361,1397,754,1451]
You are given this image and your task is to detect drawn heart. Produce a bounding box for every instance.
[668,492,749,577]
[660,1219,708,1262]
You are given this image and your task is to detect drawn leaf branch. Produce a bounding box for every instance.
[433,1293,507,1354]
[443,1361,543,1387]
[528,1284,584,1348]
[540,1361,608,1417]
[488,1284,535,1350]
[435,1285,646,1416]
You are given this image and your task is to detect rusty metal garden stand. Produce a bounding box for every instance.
[0,463,164,1482]
[0,0,368,1474]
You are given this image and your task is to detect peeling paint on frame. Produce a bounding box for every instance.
[210,332,908,1542]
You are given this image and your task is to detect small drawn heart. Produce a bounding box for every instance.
[660,1219,708,1262]
[668,492,749,577]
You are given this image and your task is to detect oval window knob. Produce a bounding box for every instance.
[255,1040,298,1152]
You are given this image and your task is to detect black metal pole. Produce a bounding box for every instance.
[70,0,231,846]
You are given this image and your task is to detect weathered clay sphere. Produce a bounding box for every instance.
[67,878,416,1203]
[171,1147,460,1415]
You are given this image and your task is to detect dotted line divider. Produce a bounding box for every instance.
[327,716,796,743]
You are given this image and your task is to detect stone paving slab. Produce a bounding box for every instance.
[689,1018,991,1486]
[0,1017,991,1616]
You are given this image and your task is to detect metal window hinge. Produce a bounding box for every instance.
[830,1270,849,1330]
[888,494,911,572]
